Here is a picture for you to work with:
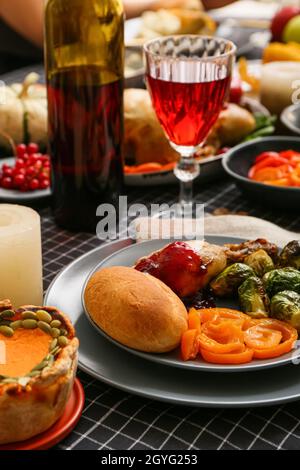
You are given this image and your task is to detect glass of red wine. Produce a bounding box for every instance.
[144,35,236,212]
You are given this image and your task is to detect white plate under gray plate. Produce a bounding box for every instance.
[0,157,51,203]
[81,237,300,373]
[45,236,300,408]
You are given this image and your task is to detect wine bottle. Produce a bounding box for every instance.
[45,0,124,232]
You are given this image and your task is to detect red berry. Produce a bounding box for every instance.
[35,160,43,170]
[26,166,36,177]
[28,154,40,166]
[22,153,29,162]
[16,159,25,169]
[39,178,50,190]
[20,183,29,192]
[16,168,26,176]
[14,174,25,187]
[3,167,13,177]
[2,163,10,171]
[29,178,39,190]
[1,176,13,189]
[16,144,27,158]
[43,160,51,168]
[27,143,39,154]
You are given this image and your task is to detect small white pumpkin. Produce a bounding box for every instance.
[0,73,47,149]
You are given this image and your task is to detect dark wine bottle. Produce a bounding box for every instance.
[45,0,124,231]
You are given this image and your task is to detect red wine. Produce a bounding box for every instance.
[147,75,231,147]
[47,68,123,231]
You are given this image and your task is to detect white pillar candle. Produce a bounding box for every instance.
[0,204,43,306]
[260,62,300,115]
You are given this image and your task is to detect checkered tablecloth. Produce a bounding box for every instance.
[3,66,300,451]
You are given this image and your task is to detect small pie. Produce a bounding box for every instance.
[0,300,79,445]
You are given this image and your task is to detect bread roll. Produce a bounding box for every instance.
[84,266,188,353]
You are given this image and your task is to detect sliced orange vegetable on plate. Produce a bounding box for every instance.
[198,331,244,354]
[188,308,201,331]
[244,324,282,350]
[200,346,254,364]
[181,329,199,361]
[249,320,298,359]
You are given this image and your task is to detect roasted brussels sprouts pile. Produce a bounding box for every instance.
[210,263,255,297]
[278,241,300,270]
[238,276,269,318]
[209,239,300,328]
[270,291,300,330]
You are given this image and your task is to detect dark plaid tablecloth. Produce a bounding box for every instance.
[3,66,300,451]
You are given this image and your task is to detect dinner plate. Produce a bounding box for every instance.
[45,237,300,408]
[0,157,51,203]
[82,237,300,373]
[125,154,224,187]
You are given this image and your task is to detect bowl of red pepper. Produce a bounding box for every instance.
[223,136,300,210]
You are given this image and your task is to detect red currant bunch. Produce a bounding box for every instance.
[0,143,51,192]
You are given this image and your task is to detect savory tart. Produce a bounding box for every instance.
[0,300,79,445]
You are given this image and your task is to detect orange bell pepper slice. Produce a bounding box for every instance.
[202,319,244,342]
[188,308,201,331]
[197,316,245,354]
[198,333,244,354]
[251,167,284,182]
[249,320,298,359]
[181,329,199,361]
[264,178,290,187]
[244,324,282,350]
[200,346,254,364]
[197,308,248,322]
[289,171,300,187]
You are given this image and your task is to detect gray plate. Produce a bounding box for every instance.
[45,238,300,407]
[0,157,51,202]
[82,237,300,373]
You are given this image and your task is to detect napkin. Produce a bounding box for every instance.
[134,215,299,246]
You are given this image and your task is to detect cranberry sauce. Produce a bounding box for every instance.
[182,289,216,310]
[135,241,207,298]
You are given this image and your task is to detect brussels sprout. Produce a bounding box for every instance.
[244,249,274,277]
[210,263,255,297]
[270,290,300,331]
[279,240,300,270]
[263,268,300,298]
[238,276,269,318]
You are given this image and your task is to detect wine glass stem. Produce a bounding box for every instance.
[180,180,193,207]
[174,155,200,209]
